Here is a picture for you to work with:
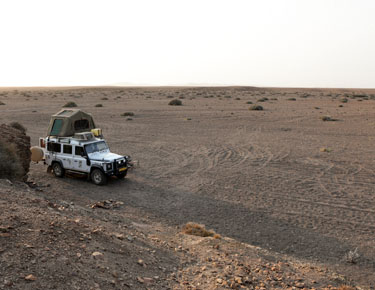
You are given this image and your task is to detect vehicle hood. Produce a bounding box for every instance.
[88,151,123,162]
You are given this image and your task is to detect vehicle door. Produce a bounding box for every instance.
[72,145,90,173]
[61,144,74,170]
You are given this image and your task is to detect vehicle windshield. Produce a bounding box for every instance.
[85,141,108,154]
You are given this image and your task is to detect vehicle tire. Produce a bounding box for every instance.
[52,162,65,178]
[116,170,127,179]
[91,168,107,185]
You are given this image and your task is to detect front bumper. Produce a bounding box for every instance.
[104,157,128,176]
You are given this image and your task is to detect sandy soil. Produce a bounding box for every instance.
[1,86,375,289]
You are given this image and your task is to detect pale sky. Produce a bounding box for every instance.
[0,0,374,88]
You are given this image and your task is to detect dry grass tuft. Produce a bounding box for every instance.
[182,222,221,239]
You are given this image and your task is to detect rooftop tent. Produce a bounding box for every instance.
[47,109,97,137]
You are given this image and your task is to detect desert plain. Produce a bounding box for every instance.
[1,86,375,289]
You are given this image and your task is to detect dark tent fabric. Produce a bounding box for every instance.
[46,109,96,137]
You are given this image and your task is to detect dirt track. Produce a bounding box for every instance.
[1,86,375,288]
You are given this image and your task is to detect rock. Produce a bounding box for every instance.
[143,277,154,284]
[92,251,103,258]
[0,124,31,181]
[137,277,144,283]
[25,274,37,281]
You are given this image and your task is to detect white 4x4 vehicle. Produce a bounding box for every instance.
[43,132,130,185]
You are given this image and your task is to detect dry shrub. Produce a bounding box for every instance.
[0,101,5,105]
[9,122,26,134]
[121,112,134,117]
[0,140,23,180]
[95,104,103,107]
[169,99,182,106]
[63,101,77,108]
[321,116,337,121]
[182,222,221,239]
[249,105,263,111]
[257,97,268,102]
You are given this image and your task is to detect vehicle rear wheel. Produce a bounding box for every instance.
[116,170,127,179]
[52,162,64,178]
[91,169,107,185]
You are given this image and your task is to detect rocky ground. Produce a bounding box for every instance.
[0,179,358,289]
[1,86,375,289]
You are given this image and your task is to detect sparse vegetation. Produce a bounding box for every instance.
[340,98,348,103]
[0,101,5,105]
[337,286,356,290]
[287,97,296,101]
[249,105,264,111]
[0,140,23,180]
[246,101,253,104]
[257,97,268,102]
[182,222,221,239]
[9,122,26,134]
[345,248,360,264]
[168,99,182,106]
[321,116,337,121]
[121,112,135,117]
[95,104,103,107]
[101,97,109,100]
[63,101,77,108]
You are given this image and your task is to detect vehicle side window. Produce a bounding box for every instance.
[75,146,84,156]
[63,144,72,154]
[47,142,61,153]
[74,119,89,130]
[50,119,63,135]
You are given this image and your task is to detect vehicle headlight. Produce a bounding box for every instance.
[106,163,112,170]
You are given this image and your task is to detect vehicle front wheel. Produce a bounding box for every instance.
[91,169,107,185]
[116,170,127,179]
[52,162,65,178]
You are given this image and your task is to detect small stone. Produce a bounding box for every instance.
[137,277,144,283]
[115,233,124,240]
[25,274,37,281]
[234,276,243,284]
[92,251,103,258]
[137,259,144,266]
[143,277,154,284]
